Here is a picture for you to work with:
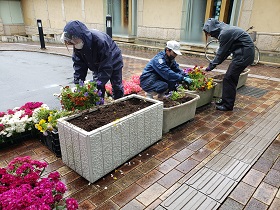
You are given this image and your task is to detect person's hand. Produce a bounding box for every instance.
[205,67,212,72]
[183,77,192,84]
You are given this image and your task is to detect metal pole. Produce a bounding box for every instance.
[106,15,112,38]
[37,19,46,49]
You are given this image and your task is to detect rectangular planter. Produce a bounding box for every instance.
[185,83,217,108]
[57,94,163,183]
[213,69,250,98]
[162,93,200,134]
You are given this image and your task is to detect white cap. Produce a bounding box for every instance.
[166,40,182,55]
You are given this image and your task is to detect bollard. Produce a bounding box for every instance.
[106,15,112,38]
[37,19,46,49]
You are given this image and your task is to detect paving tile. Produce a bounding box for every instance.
[253,157,274,173]
[219,197,244,210]
[136,158,161,174]
[273,158,280,171]
[187,139,208,151]
[70,176,90,191]
[121,199,145,210]
[201,132,219,141]
[204,139,223,151]
[169,139,190,151]
[87,184,121,206]
[205,153,250,181]
[269,198,280,210]
[229,182,256,205]
[191,148,212,162]
[157,169,184,188]
[176,158,199,174]
[136,169,164,189]
[70,184,100,203]
[111,183,144,207]
[136,183,166,206]
[159,183,181,201]
[253,182,278,205]
[244,198,269,210]
[172,147,194,162]
[61,171,81,184]
[155,148,177,162]
[263,169,280,188]
[145,199,163,210]
[242,168,266,187]
[156,158,180,174]
[186,167,237,202]
[78,199,96,210]
[114,169,143,189]
[95,200,119,210]
[233,120,247,128]
[160,184,219,210]
[262,142,280,162]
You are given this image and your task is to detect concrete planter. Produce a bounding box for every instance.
[185,83,217,108]
[57,94,163,183]
[213,69,250,98]
[162,93,200,134]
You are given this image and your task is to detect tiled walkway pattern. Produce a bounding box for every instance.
[157,104,280,209]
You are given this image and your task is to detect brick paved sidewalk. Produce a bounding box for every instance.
[0,42,279,209]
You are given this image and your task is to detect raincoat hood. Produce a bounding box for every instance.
[203,18,225,39]
[63,20,91,44]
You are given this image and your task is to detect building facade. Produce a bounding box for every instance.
[0,0,279,54]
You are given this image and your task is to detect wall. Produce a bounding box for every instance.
[138,0,184,41]
[21,0,105,37]
[239,0,280,52]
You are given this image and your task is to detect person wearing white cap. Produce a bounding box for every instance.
[140,40,192,99]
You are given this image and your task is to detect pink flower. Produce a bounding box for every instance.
[66,198,79,210]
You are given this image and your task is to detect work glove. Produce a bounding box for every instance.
[205,67,212,72]
[183,77,192,84]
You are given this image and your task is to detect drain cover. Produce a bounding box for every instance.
[237,86,268,98]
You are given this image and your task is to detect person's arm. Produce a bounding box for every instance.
[208,32,235,70]
[72,53,88,84]
[152,58,183,82]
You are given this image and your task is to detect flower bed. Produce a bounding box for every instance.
[0,156,78,209]
[0,102,43,146]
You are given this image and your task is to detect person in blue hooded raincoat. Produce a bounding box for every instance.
[140,40,192,99]
[203,18,254,111]
[61,20,124,99]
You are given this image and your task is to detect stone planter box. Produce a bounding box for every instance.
[162,93,200,134]
[185,83,217,108]
[57,94,163,183]
[213,69,250,98]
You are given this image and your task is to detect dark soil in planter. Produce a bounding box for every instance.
[68,98,154,131]
[162,97,193,108]
[213,74,225,80]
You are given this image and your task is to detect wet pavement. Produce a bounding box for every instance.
[0,41,279,210]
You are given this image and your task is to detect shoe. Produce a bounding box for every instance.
[146,91,157,99]
[216,105,233,111]
[215,99,224,105]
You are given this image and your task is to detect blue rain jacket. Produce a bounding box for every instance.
[140,51,185,93]
[203,18,254,70]
[63,20,123,85]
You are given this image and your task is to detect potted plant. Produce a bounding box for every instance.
[162,90,200,133]
[57,94,163,183]
[183,66,216,108]
[213,68,250,98]
[33,105,72,157]
[57,80,104,111]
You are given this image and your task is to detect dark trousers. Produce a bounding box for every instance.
[222,62,247,109]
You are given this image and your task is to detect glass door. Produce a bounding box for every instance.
[107,0,137,36]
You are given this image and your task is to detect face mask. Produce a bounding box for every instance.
[168,55,175,61]
[74,41,84,49]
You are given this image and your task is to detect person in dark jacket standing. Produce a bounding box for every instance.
[140,40,192,99]
[61,20,124,99]
[203,18,254,111]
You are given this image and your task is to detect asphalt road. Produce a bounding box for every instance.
[0,51,74,112]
